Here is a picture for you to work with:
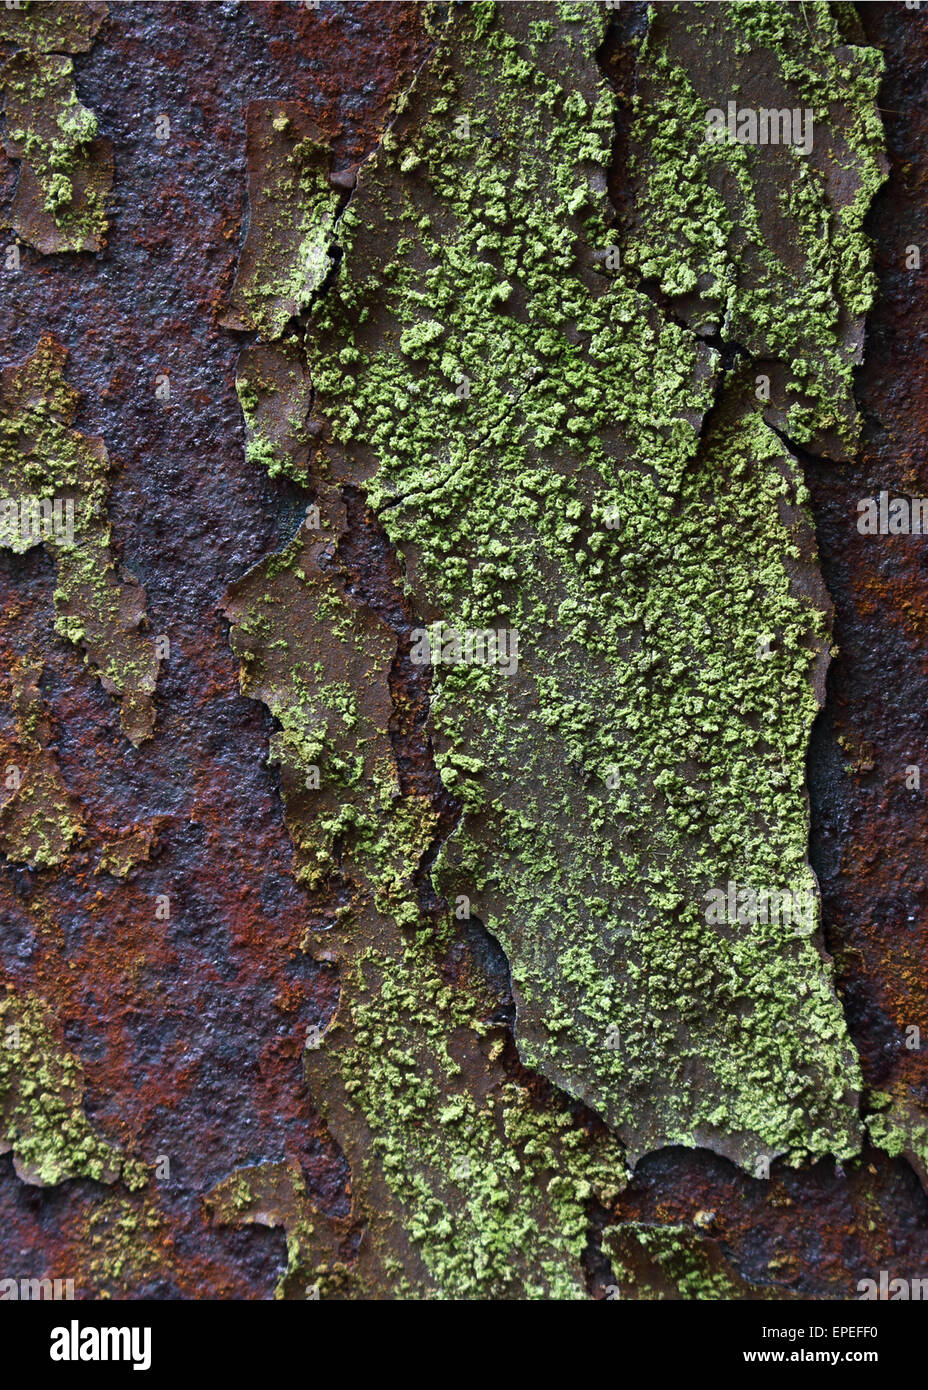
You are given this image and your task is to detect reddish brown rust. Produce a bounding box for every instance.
[597,1,928,1299]
[1,0,928,1299]
[0,0,432,1299]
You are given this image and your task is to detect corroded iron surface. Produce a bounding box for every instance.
[0,0,927,1302]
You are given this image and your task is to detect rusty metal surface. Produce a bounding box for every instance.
[811,0,928,1192]
[0,0,927,1302]
[0,0,432,1300]
[602,0,928,1299]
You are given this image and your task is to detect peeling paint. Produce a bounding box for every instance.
[2,0,927,1305]
[289,1,875,1172]
[0,983,146,1188]
[0,3,112,253]
[0,335,159,744]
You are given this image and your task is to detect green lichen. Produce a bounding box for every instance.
[603,1220,792,1300]
[867,1092,928,1185]
[0,335,160,744]
[224,0,888,1294]
[225,534,626,1298]
[234,340,317,480]
[205,1159,352,1300]
[2,49,111,253]
[0,2,107,56]
[95,826,155,879]
[0,657,85,868]
[222,105,342,341]
[299,1,869,1168]
[320,906,627,1298]
[79,1193,186,1295]
[625,1,885,454]
[0,988,147,1189]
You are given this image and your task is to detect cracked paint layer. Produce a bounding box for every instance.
[0,2,112,254]
[624,1,886,459]
[0,983,146,1188]
[0,653,84,867]
[241,0,883,1174]
[0,0,439,1303]
[221,101,342,341]
[216,0,889,1294]
[5,0,927,1306]
[0,335,160,744]
[0,1,106,55]
[602,1218,799,1300]
[223,519,625,1298]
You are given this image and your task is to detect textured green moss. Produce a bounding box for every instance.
[298,1,872,1168]
[0,988,147,1189]
[0,336,159,744]
[226,0,888,1294]
[2,49,111,253]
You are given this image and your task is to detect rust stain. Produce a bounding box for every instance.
[0,0,927,1301]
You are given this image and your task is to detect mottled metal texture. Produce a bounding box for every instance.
[0,0,926,1302]
[597,0,928,1299]
[810,0,928,1194]
[0,0,432,1299]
